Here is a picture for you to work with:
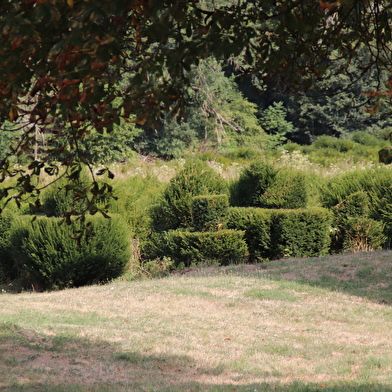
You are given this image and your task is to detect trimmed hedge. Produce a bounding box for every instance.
[10,215,131,291]
[230,161,277,207]
[151,160,228,232]
[192,194,229,232]
[271,208,332,259]
[227,207,332,260]
[327,190,387,253]
[262,168,308,209]
[227,207,274,261]
[144,229,248,268]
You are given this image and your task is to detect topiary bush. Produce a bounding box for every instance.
[329,191,387,253]
[342,217,385,253]
[230,161,278,207]
[226,207,274,261]
[10,215,131,291]
[320,169,392,251]
[231,162,308,209]
[262,168,308,209]
[227,207,331,260]
[270,208,332,259]
[144,229,248,268]
[192,194,229,232]
[151,159,228,231]
[321,167,392,209]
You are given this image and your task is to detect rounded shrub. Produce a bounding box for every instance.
[230,161,278,207]
[151,159,228,231]
[262,168,308,209]
[10,215,131,291]
[41,170,91,217]
[313,135,355,152]
[350,131,381,147]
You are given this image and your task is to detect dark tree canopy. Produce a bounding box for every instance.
[1,0,392,218]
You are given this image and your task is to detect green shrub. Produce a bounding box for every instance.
[108,174,165,240]
[192,194,229,232]
[230,161,278,207]
[320,168,392,250]
[342,217,386,253]
[41,170,91,217]
[350,131,381,147]
[313,135,355,152]
[262,168,308,209]
[231,162,308,209]
[0,211,16,283]
[270,208,332,259]
[332,191,370,220]
[226,207,274,261]
[329,191,387,252]
[144,229,248,268]
[227,207,331,260]
[321,167,392,209]
[151,159,228,231]
[10,215,131,291]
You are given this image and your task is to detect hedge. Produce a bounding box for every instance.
[144,229,248,268]
[192,194,229,232]
[226,207,274,261]
[270,208,332,259]
[227,207,332,260]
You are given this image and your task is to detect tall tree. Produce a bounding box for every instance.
[133,57,266,158]
[1,0,392,218]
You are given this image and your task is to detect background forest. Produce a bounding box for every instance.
[2,52,391,164]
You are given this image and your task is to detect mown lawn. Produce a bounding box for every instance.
[1,250,392,391]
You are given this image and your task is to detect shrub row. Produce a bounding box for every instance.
[0,214,131,291]
[227,207,332,261]
[144,229,248,268]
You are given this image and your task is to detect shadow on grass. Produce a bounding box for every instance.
[187,250,392,305]
[262,250,392,305]
[1,323,391,392]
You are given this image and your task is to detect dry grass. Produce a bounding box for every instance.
[1,253,392,391]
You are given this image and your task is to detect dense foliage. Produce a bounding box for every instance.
[2,1,392,289]
[2,0,392,216]
[10,215,130,291]
[151,160,228,231]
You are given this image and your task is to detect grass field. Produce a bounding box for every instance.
[1,251,392,391]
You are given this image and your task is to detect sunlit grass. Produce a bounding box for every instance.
[2,251,392,391]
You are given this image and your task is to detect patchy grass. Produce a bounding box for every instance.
[1,250,392,391]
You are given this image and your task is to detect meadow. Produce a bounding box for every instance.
[1,250,392,392]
